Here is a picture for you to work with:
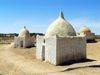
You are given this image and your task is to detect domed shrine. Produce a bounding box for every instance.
[77,26,95,40]
[36,11,86,65]
[78,26,91,33]
[18,26,30,37]
[14,26,35,48]
[45,11,76,37]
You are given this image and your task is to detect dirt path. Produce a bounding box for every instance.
[0,43,63,75]
[0,42,100,75]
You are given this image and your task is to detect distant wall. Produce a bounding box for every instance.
[0,33,18,37]
[86,33,95,40]
[30,33,44,37]
[25,37,35,47]
[77,32,95,40]
[14,36,35,48]
[77,32,84,36]
[14,37,26,48]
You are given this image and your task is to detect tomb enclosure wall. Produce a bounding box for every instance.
[25,37,35,47]
[36,35,57,65]
[56,35,86,65]
[85,33,95,40]
[44,36,57,65]
[14,36,26,48]
[36,36,44,60]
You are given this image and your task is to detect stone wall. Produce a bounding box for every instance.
[14,36,35,48]
[25,37,35,47]
[56,36,86,65]
[77,32,95,40]
[14,37,26,48]
[86,33,95,40]
[45,36,57,65]
[36,36,44,60]
[77,32,84,36]
[36,35,57,65]
[36,35,86,66]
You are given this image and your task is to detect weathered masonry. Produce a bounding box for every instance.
[14,26,35,48]
[36,11,86,65]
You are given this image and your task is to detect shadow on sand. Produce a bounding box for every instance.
[87,40,97,43]
[59,58,96,66]
[26,46,36,48]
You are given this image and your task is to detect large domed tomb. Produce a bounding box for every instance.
[14,26,35,48]
[36,11,86,66]
[45,11,76,37]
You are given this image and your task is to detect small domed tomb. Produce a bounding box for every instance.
[14,26,35,48]
[77,26,95,40]
[78,26,91,33]
[18,26,30,37]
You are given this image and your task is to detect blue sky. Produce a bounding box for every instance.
[0,0,100,35]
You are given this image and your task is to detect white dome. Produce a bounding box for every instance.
[18,26,30,37]
[45,11,76,37]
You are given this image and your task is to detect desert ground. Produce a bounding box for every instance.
[0,37,100,75]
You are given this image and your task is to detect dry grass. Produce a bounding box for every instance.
[0,39,100,75]
[0,37,14,44]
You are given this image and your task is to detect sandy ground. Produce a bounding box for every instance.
[0,41,100,75]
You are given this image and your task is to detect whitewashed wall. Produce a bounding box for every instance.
[14,36,35,48]
[56,36,86,65]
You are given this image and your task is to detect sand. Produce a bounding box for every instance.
[0,41,100,75]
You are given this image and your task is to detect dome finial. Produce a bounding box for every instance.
[59,11,64,19]
[24,26,26,29]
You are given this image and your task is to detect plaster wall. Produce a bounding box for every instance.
[25,37,35,47]
[86,33,95,40]
[14,36,35,48]
[36,35,86,66]
[56,36,86,65]
[77,32,84,36]
[36,36,57,65]
[77,32,95,40]
[36,36,44,60]
[44,36,57,65]
[14,37,26,48]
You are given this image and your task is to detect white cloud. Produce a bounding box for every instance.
[68,18,100,34]
[13,21,28,26]
[31,25,48,27]
[48,18,55,21]
[82,11,100,15]
[68,18,100,28]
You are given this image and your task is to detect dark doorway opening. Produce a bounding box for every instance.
[21,41,23,47]
[42,45,45,60]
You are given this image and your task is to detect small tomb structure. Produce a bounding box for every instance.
[77,26,95,40]
[14,26,35,48]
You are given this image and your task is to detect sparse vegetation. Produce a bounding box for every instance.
[95,35,100,39]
